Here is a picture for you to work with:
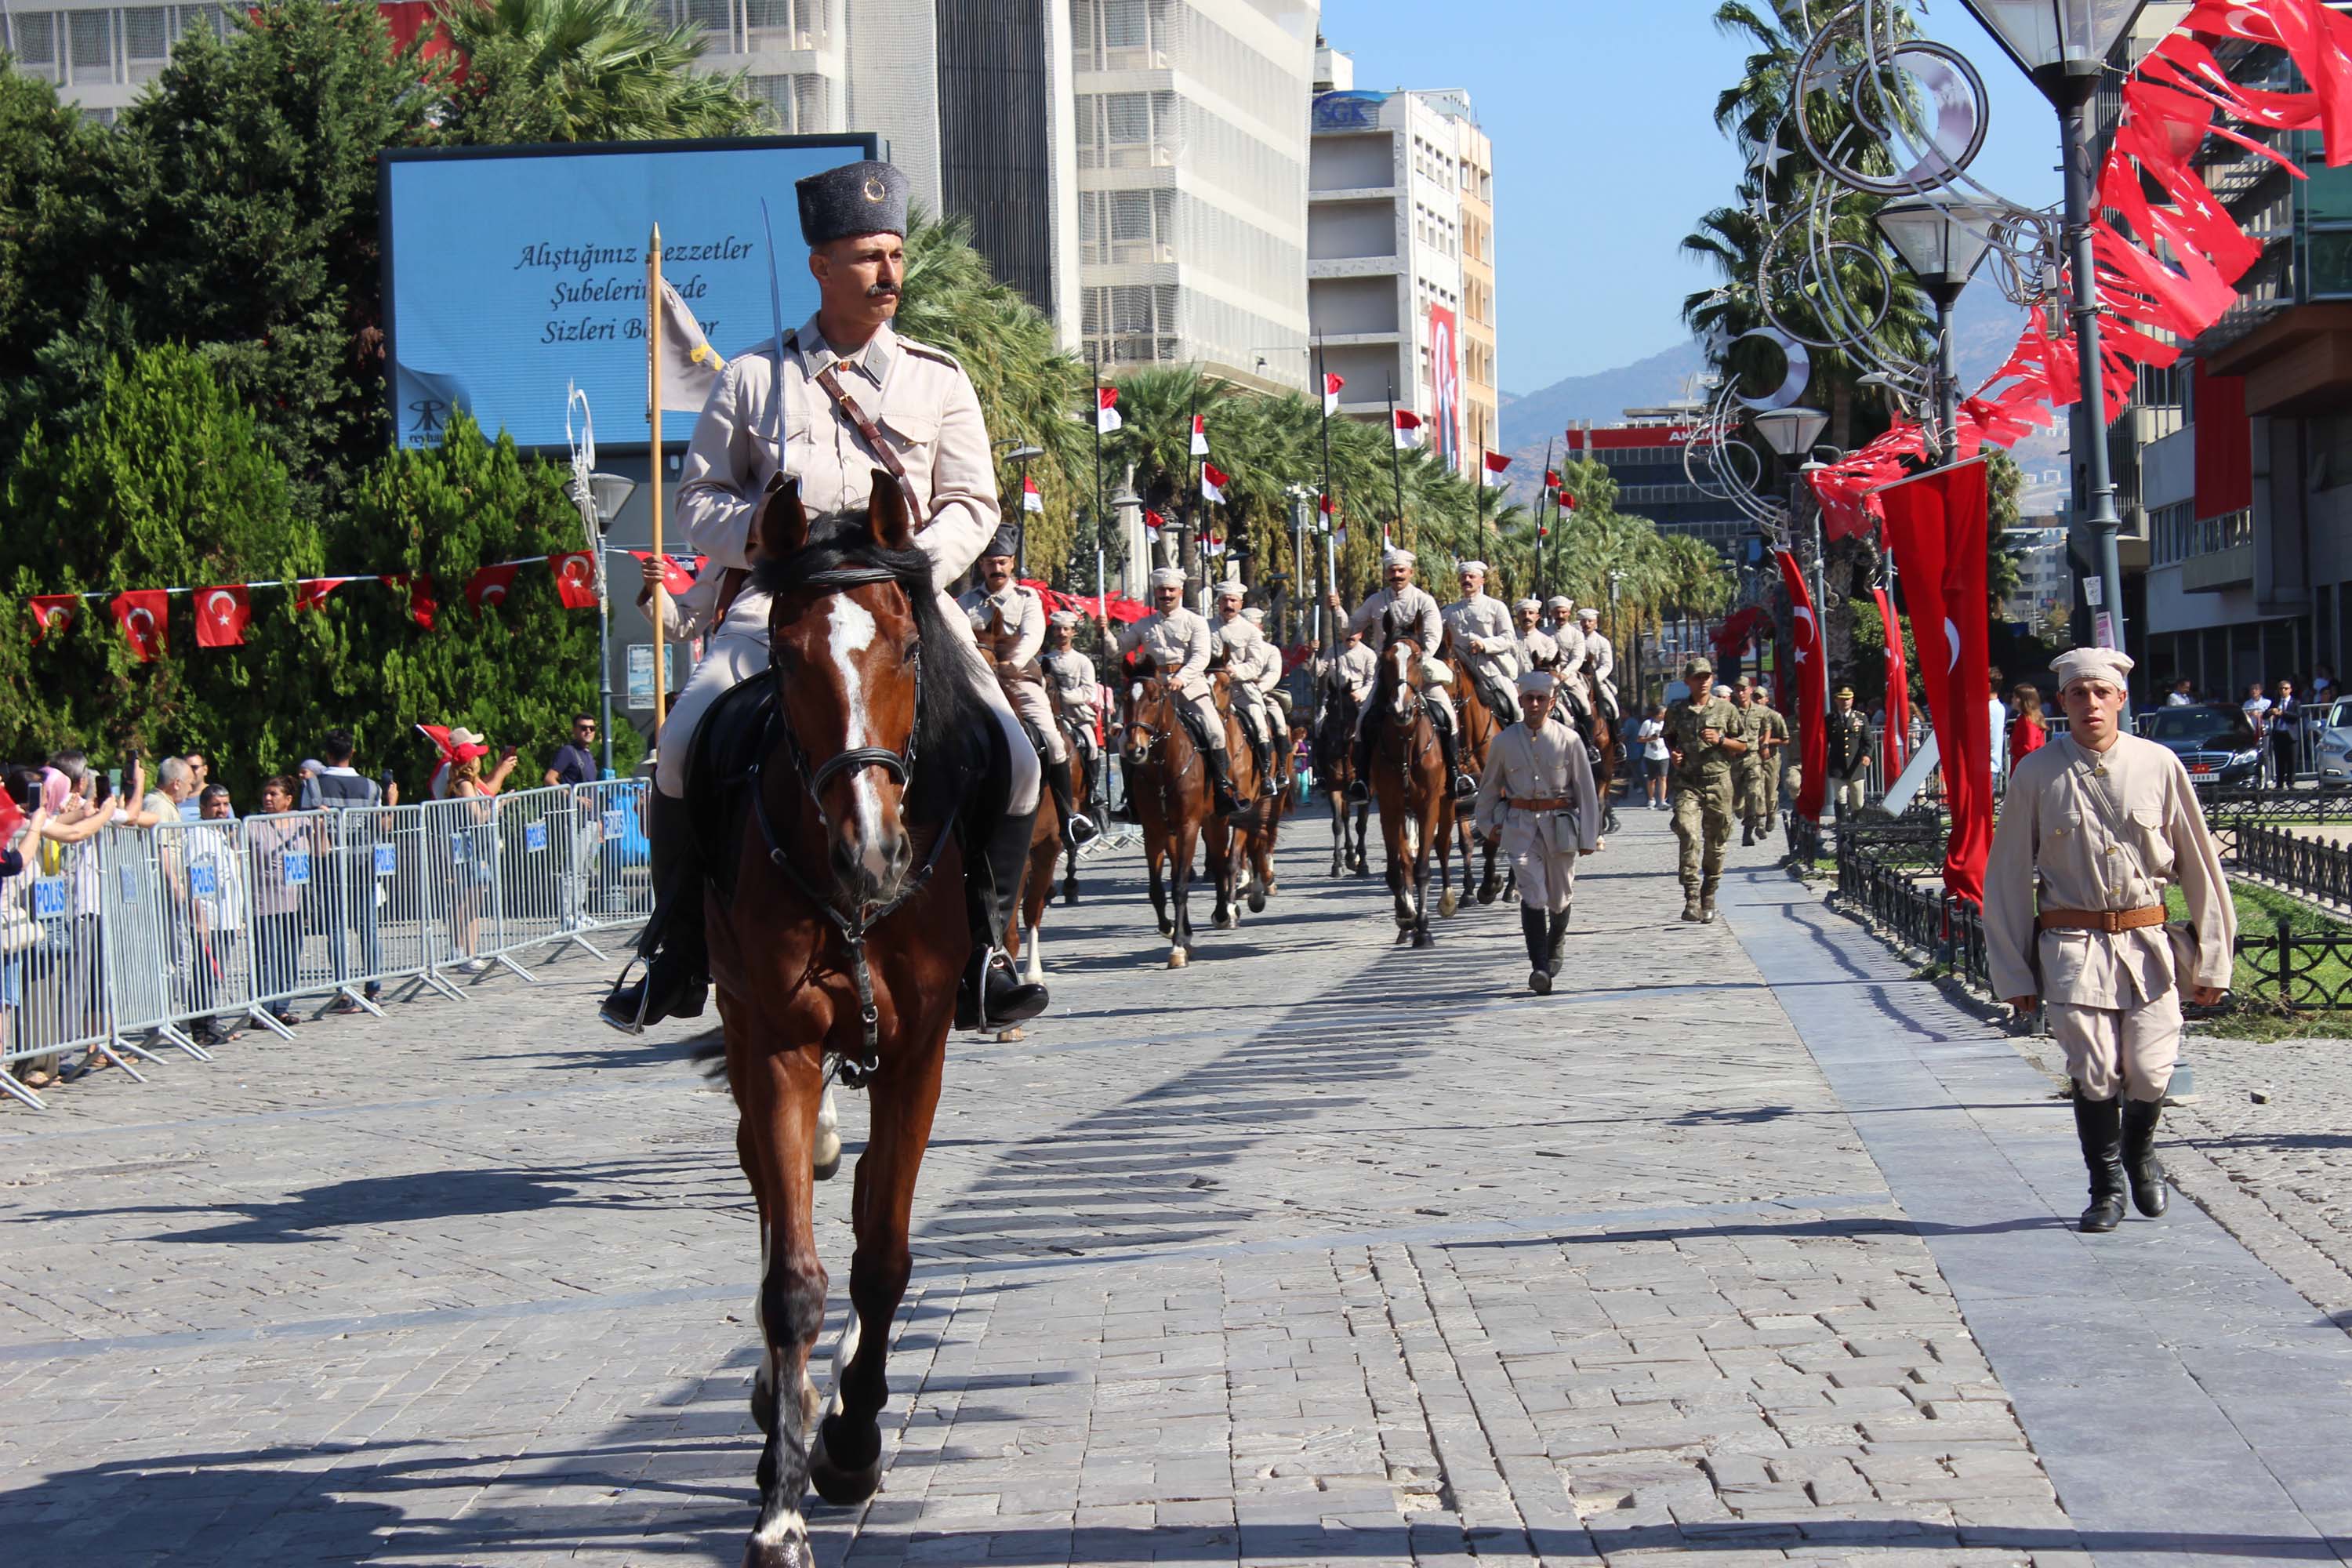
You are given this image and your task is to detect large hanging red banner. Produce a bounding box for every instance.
[1872,584,1911,780]
[1879,463,1993,905]
[1774,548,1829,824]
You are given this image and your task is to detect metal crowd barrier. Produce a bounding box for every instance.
[1,779,652,1112]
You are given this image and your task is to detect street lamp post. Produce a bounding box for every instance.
[1873,198,1996,463]
[999,440,1044,577]
[582,471,637,777]
[1960,0,2151,653]
[1755,405,1832,681]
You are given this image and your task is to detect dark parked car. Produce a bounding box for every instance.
[2142,705,2263,786]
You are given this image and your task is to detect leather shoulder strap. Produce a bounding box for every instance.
[813,365,911,484]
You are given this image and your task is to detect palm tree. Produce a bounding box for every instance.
[436,0,771,143]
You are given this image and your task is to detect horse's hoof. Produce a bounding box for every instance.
[1247,884,1266,913]
[1214,913,1236,931]
[1475,876,1499,906]
[809,1421,884,1508]
[1265,877,1279,895]
[812,1126,843,1183]
[1411,930,1436,949]
[993,1026,1025,1044]
[1168,949,1188,968]
[1156,918,1174,938]
[1439,891,1460,918]
[742,1530,815,1568]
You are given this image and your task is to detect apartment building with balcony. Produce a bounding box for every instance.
[1304,42,1495,474]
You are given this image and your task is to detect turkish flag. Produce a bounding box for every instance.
[1321,372,1345,416]
[295,578,344,612]
[28,595,78,644]
[626,550,697,595]
[551,552,600,609]
[1143,509,1166,543]
[1774,549,1828,824]
[1189,413,1208,456]
[1872,584,1911,780]
[1544,467,1562,488]
[1021,475,1044,514]
[380,573,437,630]
[1558,489,1576,512]
[194,585,252,648]
[466,563,521,613]
[111,590,169,662]
[1880,461,1992,905]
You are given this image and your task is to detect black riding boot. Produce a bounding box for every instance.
[1047,752,1098,846]
[1545,907,1570,974]
[1521,906,1552,994]
[1348,726,1372,803]
[599,791,709,1033]
[1252,733,1276,797]
[2074,1092,2128,1232]
[956,804,1050,1033]
[1114,755,1138,822]
[2122,1096,2169,1217]
[1432,712,1475,800]
[1205,746,1244,817]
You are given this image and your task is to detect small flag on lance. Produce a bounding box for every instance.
[1393,408,1423,449]
[1095,387,1123,433]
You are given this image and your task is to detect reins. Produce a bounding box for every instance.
[746,565,956,1088]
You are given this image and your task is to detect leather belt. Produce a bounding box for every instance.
[2038,906,2165,933]
[1508,796,1573,811]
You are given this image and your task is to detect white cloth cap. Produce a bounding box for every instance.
[1458,561,1487,576]
[1578,606,1599,622]
[1514,597,1540,612]
[1546,596,1573,612]
[1515,670,1557,696]
[1382,546,1416,568]
[1149,567,1186,590]
[1047,609,1080,628]
[2053,646,2135,690]
[1243,608,1265,623]
[1214,580,1245,601]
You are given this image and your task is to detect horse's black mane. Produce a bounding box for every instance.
[750,522,993,822]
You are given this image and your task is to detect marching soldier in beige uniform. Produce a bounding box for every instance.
[960,528,1096,848]
[1329,547,1473,800]
[1440,561,1524,719]
[1042,609,1102,815]
[1475,668,1604,994]
[1210,581,1281,789]
[1120,566,1243,816]
[1985,646,2235,1233]
[604,158,1051,1035]
[1666,655,1746,922]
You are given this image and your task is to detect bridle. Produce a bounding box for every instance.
[748,565,954,1087]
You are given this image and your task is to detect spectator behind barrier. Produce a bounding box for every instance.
[245,775,307,1028]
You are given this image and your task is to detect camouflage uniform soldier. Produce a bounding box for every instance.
[1666,655,1746,922]
[1727,682,1767,846]
[1741,679,1789,840]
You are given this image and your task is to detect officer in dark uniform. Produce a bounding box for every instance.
[1825,684,1874,821]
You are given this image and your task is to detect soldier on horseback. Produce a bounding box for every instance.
[1120,566,1244,817]
[1575,606,1621,732]
[1512,597,1560,677]
[959,529,1097,850]
[1041,609,1102,818]
[1210,581,1282,794]
[1328,546,1475,802]
[601,158,1054,1037]
[1441,561,1525,720]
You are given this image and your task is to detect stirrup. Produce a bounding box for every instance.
[598,956,653,1036]
[1065,812,1100,845]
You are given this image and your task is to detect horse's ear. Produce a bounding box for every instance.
[867,470,914,551]
[759,472,811,557]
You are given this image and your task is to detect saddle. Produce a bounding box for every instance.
[686,671,777,907]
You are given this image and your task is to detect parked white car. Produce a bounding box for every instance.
[2316,698,2352,782]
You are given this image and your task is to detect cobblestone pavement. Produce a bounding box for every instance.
[1,809,2343,1566]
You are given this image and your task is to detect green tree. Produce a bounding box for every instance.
[436,0,771,144]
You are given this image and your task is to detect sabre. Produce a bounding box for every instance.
[758,197,789,453]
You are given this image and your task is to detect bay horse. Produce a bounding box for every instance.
[1565,664,1627,834]
[1312,684,1370,877]
[1368,637,1449,948]
[1443,641,1507,906]
[1205,675,1283,926]
[1008,740,1079,996]
[1120,659,1214,967]
[701,471,991,1568]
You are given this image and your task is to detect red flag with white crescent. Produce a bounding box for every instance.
[379,573,437,630]
[1879,460,1992,904]
[1774,548,1828,824]
[1873,584,1911,779]
[111,589,169,662]
[1189,414,1208,456]
[551,552,600,610]
[295,578,344,612]
[1322,372,1345,417]
[28,594,78,644]
[1095,387,1123,433]
[194,584,252,648]
[626,550,697,595]
[466,563,521,613]
[1200,462,1229,505]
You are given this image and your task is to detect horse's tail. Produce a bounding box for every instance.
[684,1032,728,1083]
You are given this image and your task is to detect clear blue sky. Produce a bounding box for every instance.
[1322,1,2066,393]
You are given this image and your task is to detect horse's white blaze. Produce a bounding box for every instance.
[827,597,891,884]
[1390,647,1415,717]
[827,1312,864,1417]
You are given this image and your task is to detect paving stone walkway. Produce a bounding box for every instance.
[2,808,2347,1566]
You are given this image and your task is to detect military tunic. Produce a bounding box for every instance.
[1825,707,1872,811]
[1515,624,1561,678]
[1473,718,1602,914]
[1442,592,1523,717]
[959,583,1064,761]
[1984,734,2235,1102]
[672,312,1033,804]
[1346,585,1454,735]
[1042,646,1101,756]
[1214,615,1282,750]
[1581,628,1619,718]
[1667,693,1743,888]
[1119,607,1225,750]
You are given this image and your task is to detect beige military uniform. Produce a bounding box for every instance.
[1516,624,1561,677]
[959,583,1064,763]
[1319,641,1378,710]
[1728,701,1768,827]
[1119,608,1225,751]
[645,570,772,797]
[673,312,1033,807]
[1443,593,1523,717]
[1581,626,1618,717]
[1347,585,1454,735]
[1668,693,1742,888]
[1547,616,1585,681]
[1984,734,2236,1102]
[1214,614,1282,750]
[1042,645,1100,757]
[1473,718,1602,914]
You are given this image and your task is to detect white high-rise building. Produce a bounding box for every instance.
[1305,42,1497,474]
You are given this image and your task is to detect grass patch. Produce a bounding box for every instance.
[2166,878,2352,1041]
